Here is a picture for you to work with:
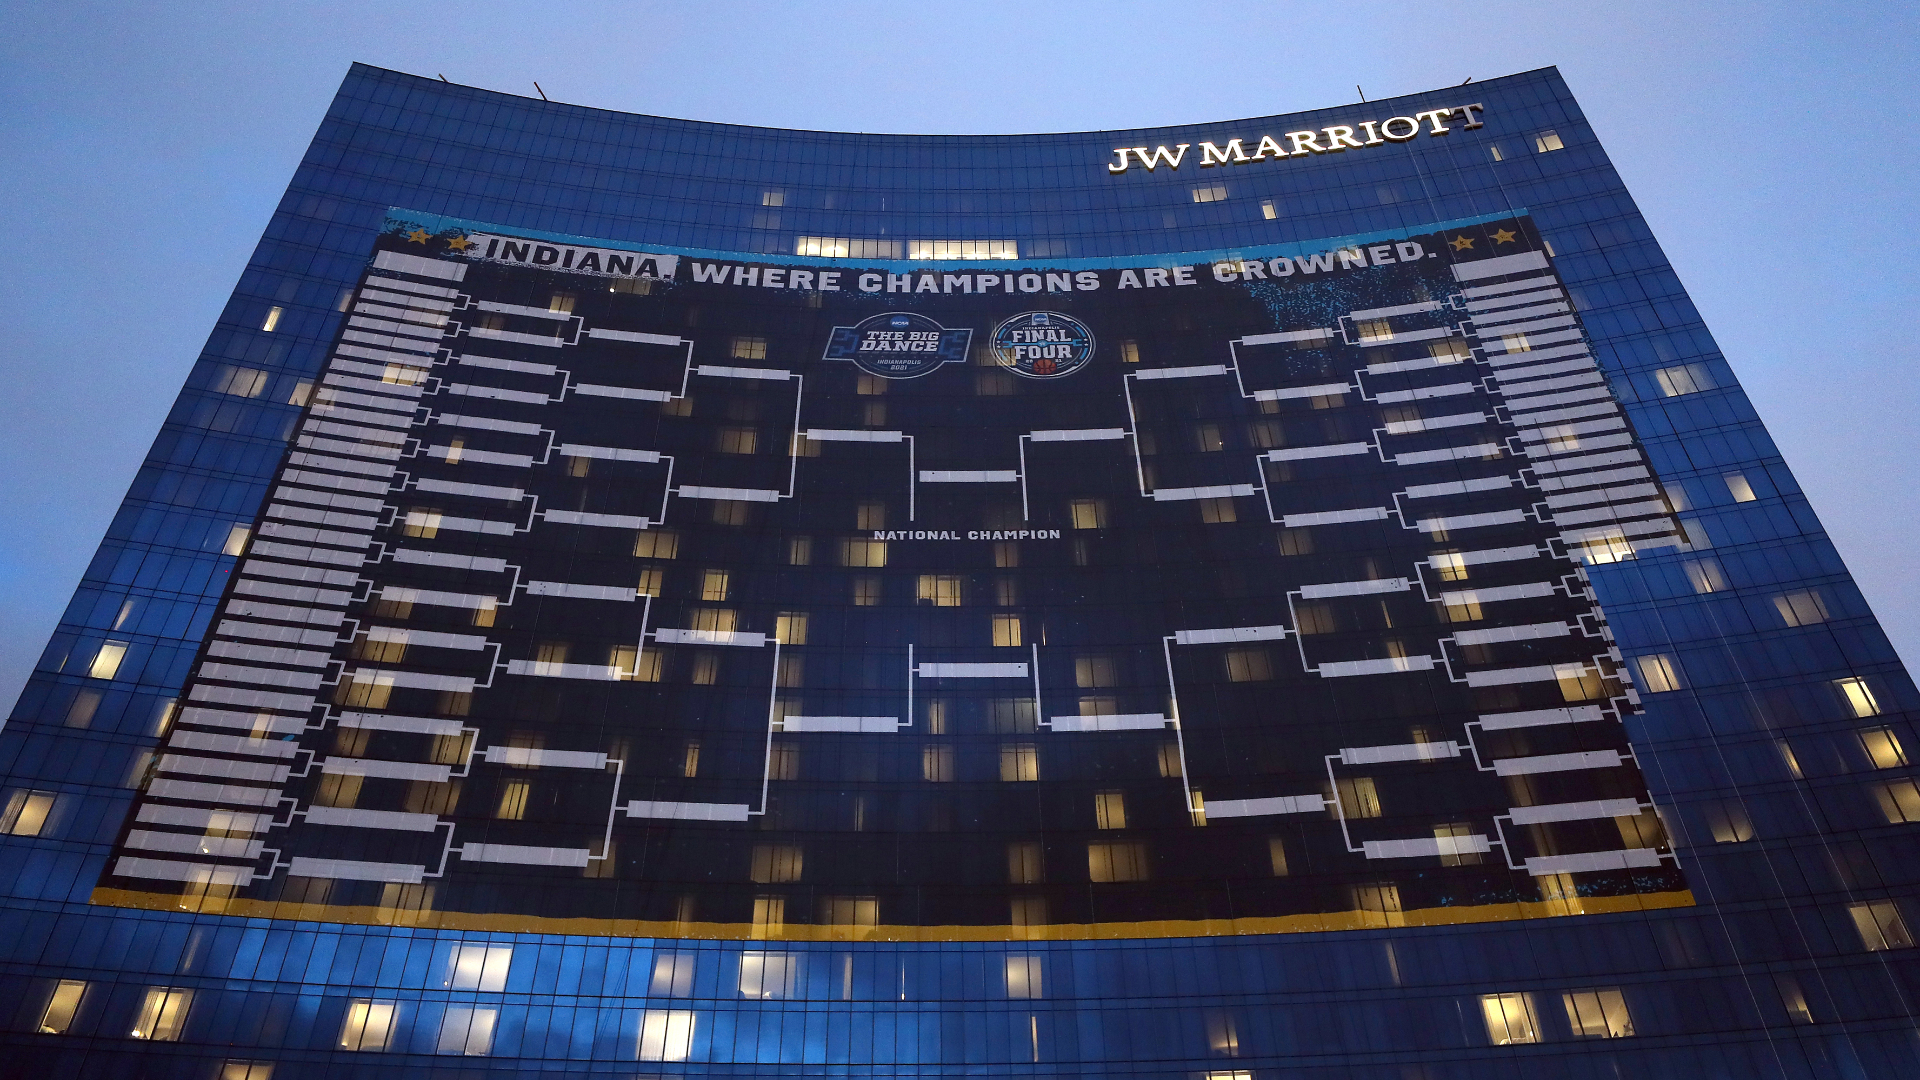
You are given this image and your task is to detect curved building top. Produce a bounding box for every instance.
[320,64,1584,264]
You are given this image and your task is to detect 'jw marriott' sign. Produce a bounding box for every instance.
[1107,103,1484,173]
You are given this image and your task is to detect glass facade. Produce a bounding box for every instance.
[2,64,1915,1076]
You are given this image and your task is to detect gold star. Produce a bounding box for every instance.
[405,228,430,244]
[445,234,473,251]
[1491,229,1517,244]
[1449,235,1474,251]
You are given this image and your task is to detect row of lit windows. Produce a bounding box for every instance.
[29,900,1911,1056]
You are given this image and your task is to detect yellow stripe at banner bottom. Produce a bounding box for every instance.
[89,887,1694,942]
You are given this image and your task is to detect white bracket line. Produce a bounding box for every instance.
[805,429,916,521]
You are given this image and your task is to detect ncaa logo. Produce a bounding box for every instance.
[990,311,1095,379]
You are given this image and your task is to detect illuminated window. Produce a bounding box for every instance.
[1206,1011,1240,1056]
[1199,497,1238,524]
[992,614,1023,647]
[1355,318,1394,342]
[795,236,902,259]
[1605,817,1664,863]
[1094,791,1127,829]
[352,636,407,664]
[855,501,887,530]
[907,238,1017,260]
[447,944,512,991]
[1534,130,1564,152]
[1087,842,1149,882]
[775,612,808,645]
[339,999,399,1051]
[0,789,58,836]
[88,639,129,681]
[1436,822,1483,865]
[687,608,737,635]
[1501,333,1532,354]
[1655,362,1716,396]
[1276,527,1313,556]
[1773,590,1830,627]
[1848,900,1914,951]
[853,577,882,606]
[437,1006,497,1056]
[403,508,443,539]
[1119,339,1141,363]
[739,951,798,997]
[1352,883,1403,926]
[1634,653,1684,693]
[1268,837,1289,876]
[218,1062,272,1080]
[637,1009,696,1061]
[313,773,361,809]
[1011,895,1048,926]
[1068,499,1107,529]
[716,426,757,454]
[1777,739,1804,779]
[1703,800,1753,843]
[336,674,393,710]
[1724,472,1758,502]
[1157,742,1183,777]
[1000,743,1039,782]
[1443,598,1483,623]
[750,897,786,936]
[1005,955,1043,998]
[750,844,804,883]
[760,190,784,207]
[1871,780,1920,824]
[1860,727,1907,769]
[1776,975,1815,1024]
[922,745,955,782]
[1337,776,1382,818]
[1261,200,1278,219]
[730,335,768,360]
[917,574,963,606]
[1431,551,1469,581]
[131,987,193,1041]
[1074,655,1116,688]
[769,742,799,780]
[1683,557,1726,593]
[495,781,530,821]
[1008,841,1044,884]
[1480,992,1540,1045]
[1836,677,1881,717]
[634,568,664,598]
[1224,647,1272,682]
[37,979,86,1034]
[689,652,719,685]
[711,500,752,526]
[260,306,284,332]
[1191,185,1228,203]
[222,523,252,555]
[693,569,730,602]
[651,952,696,996]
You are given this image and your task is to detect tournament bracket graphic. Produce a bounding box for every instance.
[94,209,1694,938]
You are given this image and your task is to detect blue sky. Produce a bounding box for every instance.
[1,1,1915,711]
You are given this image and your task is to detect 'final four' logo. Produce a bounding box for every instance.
[990,311,1095,379]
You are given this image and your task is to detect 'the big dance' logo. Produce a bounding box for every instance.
[991,311,1096,378]
[823,312,973,379]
